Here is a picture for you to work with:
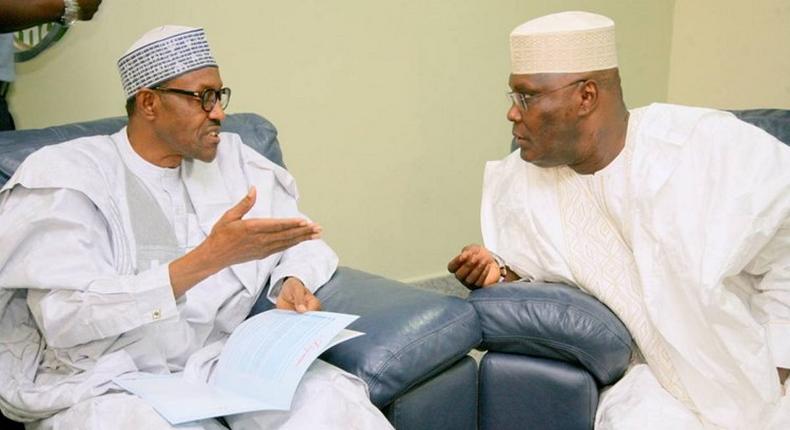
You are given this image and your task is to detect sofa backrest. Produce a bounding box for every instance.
[0,113,285,188]
[731,109,790,144]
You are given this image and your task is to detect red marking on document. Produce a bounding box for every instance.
[295,340,322,366]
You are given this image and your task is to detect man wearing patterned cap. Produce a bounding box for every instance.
[448,11,790,429]
[0,26,392,429]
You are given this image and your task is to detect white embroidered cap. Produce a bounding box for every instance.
[118,25,217,99]
[510,11,617,74]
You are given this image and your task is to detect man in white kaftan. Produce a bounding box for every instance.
[448,11,790,429]
[0,25,392,430]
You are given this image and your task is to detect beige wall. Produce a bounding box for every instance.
[668,0,790,109]
[8,1,675,281]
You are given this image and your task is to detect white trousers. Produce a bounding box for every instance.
[595,364,790,430]
[28,361,394,430]
[595,364,702,430]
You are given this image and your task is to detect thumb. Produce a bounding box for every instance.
[283,280,309,313]
[291,286,308,313]
[220,187,256,224]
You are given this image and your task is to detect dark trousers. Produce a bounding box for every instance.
[0,94,15,131]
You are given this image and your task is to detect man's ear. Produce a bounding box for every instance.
[137,89,159,120]
[577,80,599,117]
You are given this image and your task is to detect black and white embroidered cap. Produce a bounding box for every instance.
[118,25,217,99]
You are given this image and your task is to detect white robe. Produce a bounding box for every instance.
[0,129,392,429]
[481,103,790,429]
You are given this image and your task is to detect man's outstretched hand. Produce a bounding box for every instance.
[205,187,321,268]
[276,277,321,313]
[447,244,501,290]
[170,187,322,298]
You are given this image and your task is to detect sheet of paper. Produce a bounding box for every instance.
[113,310,360,425]
[115,373,270,424]
[211,310,359,405]
[328,329,364,349]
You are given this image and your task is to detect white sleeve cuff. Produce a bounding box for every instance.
[267,240,338,303]
[266,276,287,304]
[134,264,178,323]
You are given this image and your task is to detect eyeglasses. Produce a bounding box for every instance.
[507,79,586,112]
[152,86,232,112]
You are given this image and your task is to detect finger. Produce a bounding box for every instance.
[454,261,472,281]
[275,291,294,311]
[484,263,502,286]
[304,293,321,312]
[275,297,291,311]
[461,244,480,253]
[274,224,324,242]
[260,232,320,256]
[289,284,308,313]
[245,217,313,233]
[447,254,463,272]
[463,252,490,284]
[264,225,322,247]
[450,248,475,271]
[220,187,257,224]
[459,248,473,261]
[464,258,487,285]
[474,263,492,286]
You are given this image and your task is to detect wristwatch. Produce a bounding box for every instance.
[490,252,508,282]
[60,0,81,26]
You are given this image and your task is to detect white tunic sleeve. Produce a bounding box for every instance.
[628,107,790,426]
[234,142,338,303]
[267,238,339,301]
[0,186,178,349]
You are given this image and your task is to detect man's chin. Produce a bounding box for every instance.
[520,150,556,168]
[519,148,542,164]
[199,154,218,163]
[194,148,218,163]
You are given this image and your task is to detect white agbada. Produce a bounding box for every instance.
[0,129,392,429]
[481,103,790,429]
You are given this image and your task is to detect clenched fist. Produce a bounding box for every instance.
[447,244,501,290]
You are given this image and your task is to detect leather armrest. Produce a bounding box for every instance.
[469,281,631,385]
[250,266,481,408]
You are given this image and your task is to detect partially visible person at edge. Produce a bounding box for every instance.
[0,25,393,429]
[0,0,103,131]
[448,10,790,429]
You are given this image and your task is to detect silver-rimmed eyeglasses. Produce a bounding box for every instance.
[507,79,586,111]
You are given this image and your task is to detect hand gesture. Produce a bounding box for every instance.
[276,277,321,313]
[206,187,322,268]
[169,187,322,298]
[447,244,501,290]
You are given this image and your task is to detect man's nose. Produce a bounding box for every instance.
[506,104,522,122]
[209,101,226,121]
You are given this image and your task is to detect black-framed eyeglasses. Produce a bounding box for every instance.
[152,86,231,112]
[507,79,586,112]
